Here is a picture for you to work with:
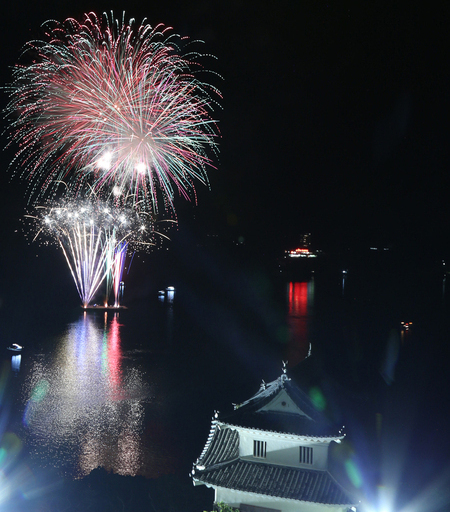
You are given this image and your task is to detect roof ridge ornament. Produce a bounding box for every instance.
[280,361,290,382]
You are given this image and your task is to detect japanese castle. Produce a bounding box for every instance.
[191,367,358,512]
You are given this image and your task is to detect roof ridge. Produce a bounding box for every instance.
[233,373,291,411]
[221,421,344,440]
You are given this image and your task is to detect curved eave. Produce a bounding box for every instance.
[194,419,220,466]
[192,479,359,508]
[222,421,345,443]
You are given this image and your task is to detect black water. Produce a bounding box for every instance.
[1,249,450,512]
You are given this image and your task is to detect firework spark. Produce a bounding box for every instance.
[6,11,221,212]
[25,198,172,307]
[112,242,128,307]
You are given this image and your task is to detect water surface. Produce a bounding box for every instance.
[2,263,450,511]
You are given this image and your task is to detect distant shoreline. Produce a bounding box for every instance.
[81,305,128,310]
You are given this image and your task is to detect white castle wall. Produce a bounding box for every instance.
[236,427,330,470]
[215,487,350,512]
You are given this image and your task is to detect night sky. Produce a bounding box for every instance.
[1,2,450,258]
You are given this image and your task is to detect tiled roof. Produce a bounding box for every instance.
[196,422,239,467]
[192,373,354,507]
[194,460,356,505]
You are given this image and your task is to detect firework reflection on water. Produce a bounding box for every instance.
[22,313,178,478]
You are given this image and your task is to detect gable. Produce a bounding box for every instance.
[256,388,312,418]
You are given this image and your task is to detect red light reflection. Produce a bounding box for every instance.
[108,314,122,399]
[287,282,311,367]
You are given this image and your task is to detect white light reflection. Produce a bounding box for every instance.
[22,314,150,478]
[342,269,348,296]
[11,354,21,373]
[166,286,175,303]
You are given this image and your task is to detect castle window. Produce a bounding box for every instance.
[299,446,313,464]
[253,440,267,458]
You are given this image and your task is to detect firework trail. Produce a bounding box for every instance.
[25,198,173,307]
[112,242,128,307]
[5,11,221,212]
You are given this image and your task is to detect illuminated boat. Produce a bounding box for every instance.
[279,234,326,279]
[7,343,23,352]
[281,246,324,279]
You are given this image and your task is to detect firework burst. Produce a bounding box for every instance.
[25,197,173,307]
[6,11,221,212]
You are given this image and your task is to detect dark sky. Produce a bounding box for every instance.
[1,1,450,257]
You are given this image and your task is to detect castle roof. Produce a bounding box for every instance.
[193,459,356,506]
[196,423,240,468]
[192,370,355,508]
[221,372,343,438]
[193,421,355,506]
